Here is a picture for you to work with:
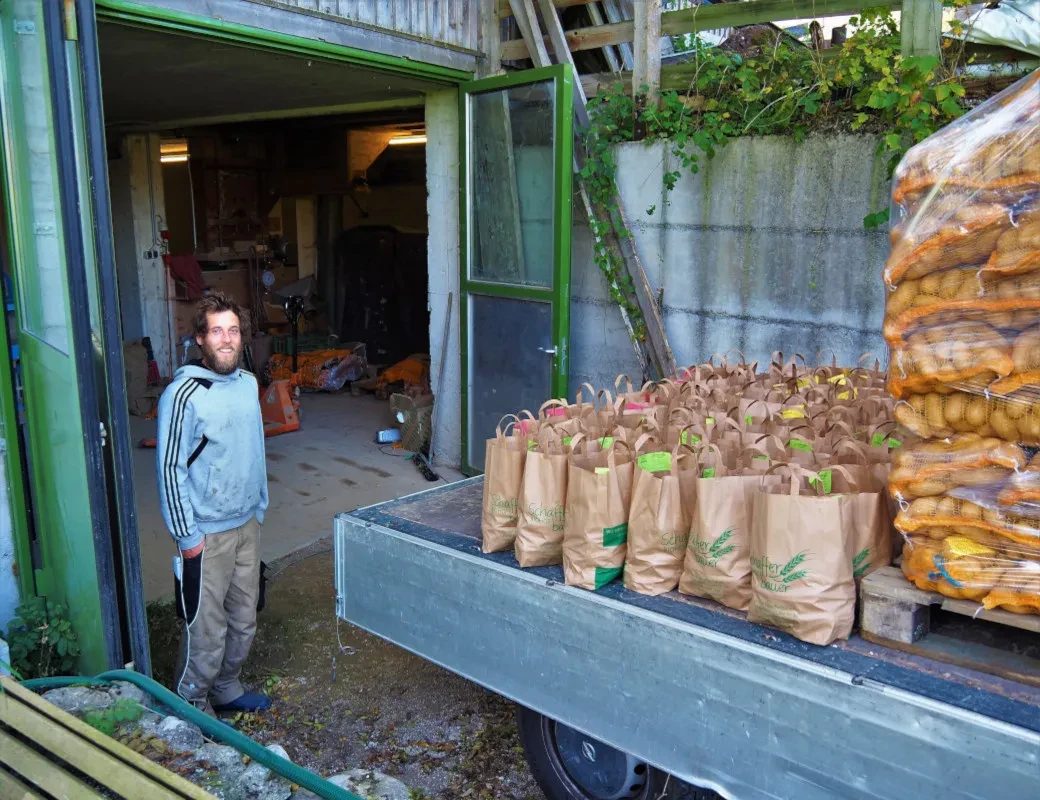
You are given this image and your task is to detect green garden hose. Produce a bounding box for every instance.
[22,669,363,800]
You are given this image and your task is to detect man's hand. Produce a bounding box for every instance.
[181,542,205,559]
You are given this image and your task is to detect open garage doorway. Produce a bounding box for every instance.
[97,20,460,602]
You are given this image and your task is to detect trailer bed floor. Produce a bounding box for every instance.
[351,477,1040,733]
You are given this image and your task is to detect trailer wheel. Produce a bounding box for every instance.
[516,707,720,800]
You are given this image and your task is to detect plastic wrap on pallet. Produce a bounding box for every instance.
[884,70,1040,616]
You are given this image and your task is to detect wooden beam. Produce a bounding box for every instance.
[0,763,47,800]
[536,0,674,378]
[633,0,662,97]
[900,0,943,57]
[0,729,103,800]
[501,0,903,60]
[507,0,552,66]
[480,0,503,76]
[587,2,623,73]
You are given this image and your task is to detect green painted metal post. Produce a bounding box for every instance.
[901,0,944,58]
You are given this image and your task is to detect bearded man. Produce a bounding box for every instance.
[157,290,271,715]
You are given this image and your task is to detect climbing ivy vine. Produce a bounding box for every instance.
[580,7,977,341]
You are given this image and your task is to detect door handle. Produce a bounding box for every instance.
[538,346,557,356]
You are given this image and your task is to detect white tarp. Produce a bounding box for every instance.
[951,0,1040,57]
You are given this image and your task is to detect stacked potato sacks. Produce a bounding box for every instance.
[886,70,1040,616]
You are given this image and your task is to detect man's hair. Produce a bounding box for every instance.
[192,291,243,337]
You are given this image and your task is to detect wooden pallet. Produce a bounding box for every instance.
[0,677,215,800]
[860,566,1040,687]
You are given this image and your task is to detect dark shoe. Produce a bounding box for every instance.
[213,692,272,713]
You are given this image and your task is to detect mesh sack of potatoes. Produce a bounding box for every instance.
[883,267,1040,345]
[896,494,1040,548]
[999,453,1040,506]
[900,528,1040,614]
[894,390,1040,443]
[982,207,1040,277]
[888,434,1026,499]
[890,70,1040,210]
[887,321,1015,398]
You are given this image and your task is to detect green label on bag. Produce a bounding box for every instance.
[887,438,902,448]
[745,414,754,426]
[563,437,573,446]
[681,431,701,446]
[598,436,614,450]
[871,433,886,447]
[638,452,672,472]
[788,439,813,452]
[705,417,715,426]
[753,455,769,461]
[602,523,628,547]
[809,469,833,494]
[595,467,610,475]
[594,565,623,589]
[701,468,716,478]
[528,439,538,450]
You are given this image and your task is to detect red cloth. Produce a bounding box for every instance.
[168,254,205,299]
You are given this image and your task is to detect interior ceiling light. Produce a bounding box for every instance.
[160,139,189,163]
[388,134,427,146]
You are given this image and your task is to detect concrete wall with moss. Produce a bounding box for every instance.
[569,135,891,391]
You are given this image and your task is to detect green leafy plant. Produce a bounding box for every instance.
[82,699,144,737]
[581,10,974,331]
[4,597,81,679]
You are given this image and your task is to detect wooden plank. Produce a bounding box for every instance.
[507,0,552,65]
[587,2,623,74]
[534,0,669,378]
[0,728,103,800]
[0,762,47,800]
[900,0,942,58]
[601,0,634,70]
[501,0,903,60]
[0,678,215,800]
[633,0,661,97]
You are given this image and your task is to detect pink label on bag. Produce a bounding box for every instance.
[546,406,567,418]
[626,402,649,411]
[517,420,533,434]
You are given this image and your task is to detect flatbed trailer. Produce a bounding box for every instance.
[334,478,1040,800]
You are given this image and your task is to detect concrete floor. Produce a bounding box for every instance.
[132,392,461,601]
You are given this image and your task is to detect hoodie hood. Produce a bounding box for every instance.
[174,361,241,384]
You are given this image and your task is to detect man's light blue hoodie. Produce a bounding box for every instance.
[156,362,268,552]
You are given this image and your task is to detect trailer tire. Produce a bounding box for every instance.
[516,706,720,800]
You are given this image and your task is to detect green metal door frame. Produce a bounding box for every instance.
[459,64,574,475]
[95,0,473,84]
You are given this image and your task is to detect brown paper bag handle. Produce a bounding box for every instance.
[575,382,598,407]
[496,414,521,438]
[614,374,635,395]
[742,398,771,422]
[866,420,898,439]
[815,349,840,369]
[831,437,870,465]
[697,443,727,474]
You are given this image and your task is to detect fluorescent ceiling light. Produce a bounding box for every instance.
[388,134,427,146]
[160,154,189,163]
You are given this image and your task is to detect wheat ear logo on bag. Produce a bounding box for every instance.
[853,547,872,578]
[694,529,736,568]
[751,551,810,593]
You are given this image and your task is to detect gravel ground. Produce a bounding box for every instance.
[148,538,544,800]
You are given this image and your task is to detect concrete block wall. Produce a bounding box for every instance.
[570,135,891,393]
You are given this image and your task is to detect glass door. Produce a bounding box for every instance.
[0,0,146,672]
[461,65,573,473]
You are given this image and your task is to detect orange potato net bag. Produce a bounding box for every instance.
[893,389,1040,443]
[887,434,1026,500]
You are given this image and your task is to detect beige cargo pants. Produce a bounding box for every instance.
[174,518,260,713]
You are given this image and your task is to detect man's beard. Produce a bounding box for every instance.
[201,341,241,375]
